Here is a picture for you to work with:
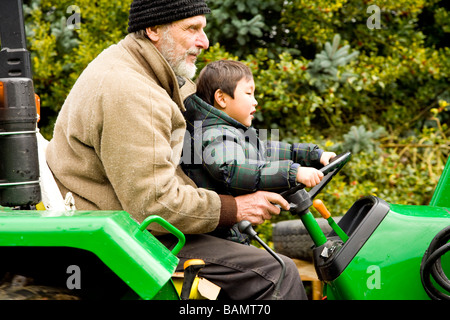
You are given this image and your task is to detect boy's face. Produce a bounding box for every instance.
[221,77,257,127]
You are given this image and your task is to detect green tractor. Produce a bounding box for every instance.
[1,0,449,301]
[269,152,450,300]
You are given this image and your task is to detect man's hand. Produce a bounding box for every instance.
[235,191,290,225]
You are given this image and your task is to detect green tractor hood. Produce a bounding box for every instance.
[0,207,185,300]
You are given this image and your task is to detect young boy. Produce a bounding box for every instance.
[182,60,335,244]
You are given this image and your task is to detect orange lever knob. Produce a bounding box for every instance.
[313,199,331,219]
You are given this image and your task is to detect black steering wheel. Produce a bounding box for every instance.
[280,151,352,215]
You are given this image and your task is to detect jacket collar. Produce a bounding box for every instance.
[121,33,195,112]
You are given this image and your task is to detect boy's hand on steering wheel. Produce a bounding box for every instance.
[320,152,337,166]
[296,167,324,188]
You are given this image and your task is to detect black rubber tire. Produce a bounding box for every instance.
[273,217,342,262]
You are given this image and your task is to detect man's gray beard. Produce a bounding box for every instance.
[159,27,199,79]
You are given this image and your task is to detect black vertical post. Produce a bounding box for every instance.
[0,0,32,79]
[0,0,41,207]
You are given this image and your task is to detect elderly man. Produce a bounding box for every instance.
[46,0,307,300]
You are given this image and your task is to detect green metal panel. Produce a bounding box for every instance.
[0,207,183,300]
[325,204,450,300]
[430,157,450,208]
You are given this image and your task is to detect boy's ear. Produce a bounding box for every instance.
[214,89,227,109]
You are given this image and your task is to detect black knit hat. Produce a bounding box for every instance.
[127,0,211,33]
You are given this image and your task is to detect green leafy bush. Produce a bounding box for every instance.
[24,0,131,138]
[22,0,449,244]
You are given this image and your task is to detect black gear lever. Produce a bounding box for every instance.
[238,220,286,300]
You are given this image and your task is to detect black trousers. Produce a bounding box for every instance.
[157,233,307,300]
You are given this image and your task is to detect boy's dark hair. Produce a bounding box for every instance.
[196,60,253,106]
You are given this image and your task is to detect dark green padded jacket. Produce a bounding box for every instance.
[181,94,324,197]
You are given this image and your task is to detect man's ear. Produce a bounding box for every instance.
[214,89,227,109]
[145,26,161,42]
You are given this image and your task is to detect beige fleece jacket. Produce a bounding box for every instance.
[46,34,236,234]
